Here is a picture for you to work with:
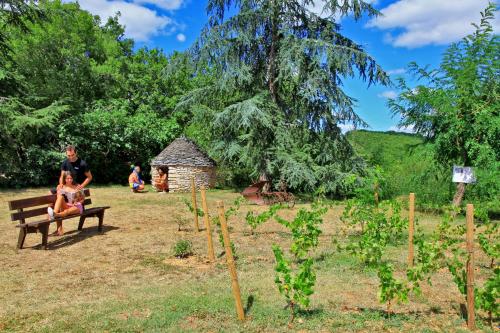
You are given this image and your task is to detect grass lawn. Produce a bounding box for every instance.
[0,186,497,332]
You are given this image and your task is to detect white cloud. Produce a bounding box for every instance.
[377,90,398,99]
[386,68,405,75]
[338,123,356,134]
[133,0,185,11]
[388,124,415,133]
[176,33,186,42]
[367,0,500,48]
[68,0,186,42]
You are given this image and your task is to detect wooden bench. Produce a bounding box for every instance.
[7,189,110,250]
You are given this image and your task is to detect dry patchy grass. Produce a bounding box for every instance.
[0,186,497,332]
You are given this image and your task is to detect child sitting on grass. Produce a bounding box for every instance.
[129,165,145,193]
[154,167,168,193]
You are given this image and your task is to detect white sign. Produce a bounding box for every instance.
[452,166,476,184]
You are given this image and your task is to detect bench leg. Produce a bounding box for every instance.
[39,224,49,250]
[78,216,86,231]
[98,211,105,232]
[17,228,27,250]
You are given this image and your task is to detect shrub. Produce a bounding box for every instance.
[173,240,193,258]
[171,213,190,231]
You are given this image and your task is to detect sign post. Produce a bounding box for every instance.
[452,166,475,207]
[452,166,476,184]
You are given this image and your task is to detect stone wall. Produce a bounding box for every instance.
[151,165,216,192]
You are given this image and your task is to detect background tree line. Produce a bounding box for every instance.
[1,0,383,194]
[1,0,201,186]
[0,0,498,212]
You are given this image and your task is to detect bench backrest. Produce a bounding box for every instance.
[8,189,92,223]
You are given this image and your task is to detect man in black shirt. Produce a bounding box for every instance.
[58,145,93,190]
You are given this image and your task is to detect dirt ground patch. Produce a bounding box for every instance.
[0,186,497,332]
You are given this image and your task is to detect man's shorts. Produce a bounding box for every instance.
[130,183,141,190]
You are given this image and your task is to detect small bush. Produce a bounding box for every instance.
[171,213,190,231]
[173,240,193,258]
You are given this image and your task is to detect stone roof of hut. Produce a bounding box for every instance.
[150,137,216,167]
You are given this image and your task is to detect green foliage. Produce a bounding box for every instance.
[6,1,129,110]
[347,131,425,174]
[0,99,68,186]
[172,240,193,258]
[348,130,499,213]
[476,208,499,268]
[60,100,180,183]
[0,0,45,60]
[0,1,207,187]
[224,197,245,219]
[245,204,283,233]
[337,198,459,312]
[475,268,499,322]
[406,232,443,295]
[270,201,328,323]
[377,263,409,312]
[172,213,190,232]
[275,203,327,259]
[347,130,452,206]
[388,4,500,205]
[272,245,316,323]
[339,200,407,266]
[181,197,204,218]
[0,1,125,185]
[180,0,388,196]
[424,207,499,322]
[350,165,386,204]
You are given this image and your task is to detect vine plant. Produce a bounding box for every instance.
[245,204,283,234]
[438,207,499,326]
[476,207,499,269]
[181,197,204,217]
[272,245,316,325]
[338,198,424,312]
[340,199,499,324]
[275,202,327,259]
[271,202,328,324]
[338,199,407,266]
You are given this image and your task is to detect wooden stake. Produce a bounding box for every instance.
[374,182,379,207]
[201,187,215,262]
[466,204,475,330]
[217,201,245,321]
[408,193,415,267]
[191,177,200,232]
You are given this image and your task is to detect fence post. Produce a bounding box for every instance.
[466,204,475,330]
[191,177,200,232]
[217,201,245,321]
[374,182,379,207]
[201,187,215,262]
[408,193,415,267]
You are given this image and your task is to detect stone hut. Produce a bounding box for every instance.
[150,137,217,192]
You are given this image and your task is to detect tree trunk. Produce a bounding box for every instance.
[267,0,278,103]
[452,182,466,207]
[259,172,270,193]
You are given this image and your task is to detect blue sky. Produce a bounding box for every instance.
[71,0,498,132]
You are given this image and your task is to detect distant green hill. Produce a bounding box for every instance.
[346,130,428,170]
[346,130,450,203]
[346,130,499,212]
